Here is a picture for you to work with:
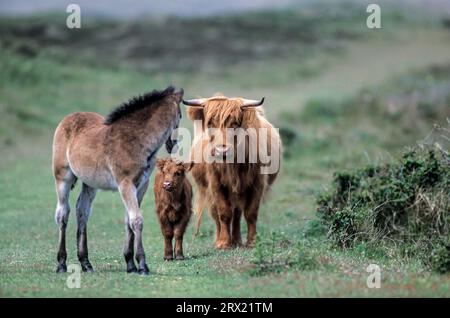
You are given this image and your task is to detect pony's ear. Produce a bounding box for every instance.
[186,107,204,122]
[172,88,184,104]
[183,161,194,172]
[156,159,166,171]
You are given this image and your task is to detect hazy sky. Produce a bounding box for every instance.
[0,0,300,18]
[0,0,448,18]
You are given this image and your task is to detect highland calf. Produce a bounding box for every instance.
[154,158,193,260]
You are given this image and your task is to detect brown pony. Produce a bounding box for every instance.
[183,94,281,249]
[52,86,183,275]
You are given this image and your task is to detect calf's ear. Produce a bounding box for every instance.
[156,159,166,171]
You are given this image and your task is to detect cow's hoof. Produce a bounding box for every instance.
[232,240,243,248]
[56,264,67,273]
[215,241,232,250]
[245,241,256,248]
[175,255,185,261]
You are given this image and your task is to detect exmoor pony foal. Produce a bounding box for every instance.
[52,86,183,275]
[154,158,193,261]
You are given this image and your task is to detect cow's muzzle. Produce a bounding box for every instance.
[213,144,231,158]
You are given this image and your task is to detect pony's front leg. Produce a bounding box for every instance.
[119,179,149,275]
[123,179,149,273]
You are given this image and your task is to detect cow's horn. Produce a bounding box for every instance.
[241,97,265,108]
[182,98,206,106]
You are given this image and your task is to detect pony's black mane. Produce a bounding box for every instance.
[105,86,175,125]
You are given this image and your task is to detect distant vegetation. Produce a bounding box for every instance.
[278,64,450,163]
[0,2,439,73]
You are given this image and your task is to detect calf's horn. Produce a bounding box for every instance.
[182,98,206,106]
[241,97,265,108]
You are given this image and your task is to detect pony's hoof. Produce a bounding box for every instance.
[164,256,174,261]
[138,264,150,275]
[126,266,138,273]
[81,263,94,273]
[138,269,150,276]
[175,255,185,261]
[126,261,138,273]
[56,264,67,273]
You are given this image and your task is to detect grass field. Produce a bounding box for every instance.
[1,2,449,297]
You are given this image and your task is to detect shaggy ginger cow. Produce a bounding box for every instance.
[183,95,281,249]
[154,158,193,260]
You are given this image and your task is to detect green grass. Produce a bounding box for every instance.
[1,3,450,297]
[0,151,448,297]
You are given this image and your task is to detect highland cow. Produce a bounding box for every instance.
[182,94,282,249]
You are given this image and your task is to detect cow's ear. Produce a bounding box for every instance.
[156,159,166,171]
[186,107,204,121]
[183,161,194,172]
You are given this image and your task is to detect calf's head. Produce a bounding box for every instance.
[156,158,192,192]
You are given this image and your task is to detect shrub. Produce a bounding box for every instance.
[249,231,320,276]
[317,145,450,272]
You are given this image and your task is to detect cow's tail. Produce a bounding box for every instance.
[193,195,206,238]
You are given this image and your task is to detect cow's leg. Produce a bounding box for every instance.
[210,207,221,244]
[76,183,97,272]
[244,189,263,248]
[119,179,149,275]
[124,179,149,273]
[54,169,76,273]
[231,207,243,247]
[211,200,232,249]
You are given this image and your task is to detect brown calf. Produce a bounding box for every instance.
[154,158,193,260]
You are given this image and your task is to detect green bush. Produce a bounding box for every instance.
[317,145,450,272]
[249,231,320,276]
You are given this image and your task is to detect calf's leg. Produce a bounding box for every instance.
[76,183,97,272]
[162,223,174,261]
[174,220,189,260]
